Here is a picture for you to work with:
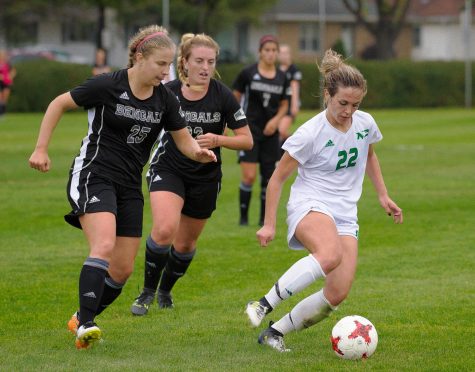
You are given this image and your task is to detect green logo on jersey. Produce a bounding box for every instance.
[325,139,335,147]
[356,129,369,139]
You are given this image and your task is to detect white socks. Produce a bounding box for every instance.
[272,289,336,335]
[264,254,325,309]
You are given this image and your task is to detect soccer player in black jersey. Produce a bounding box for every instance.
[130,33,253,315]
[277,44,302,149]
[232,35,291,226]
[29,25,216,349]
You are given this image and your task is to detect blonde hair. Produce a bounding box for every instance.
[177,33,220,86]
[318,49,367,99]
[127,25,175,68]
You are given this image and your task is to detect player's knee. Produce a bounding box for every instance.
[313,247,342,274]
[325,287,350,306]
[151,224,176,244]
[90,239,115,259]
[109,265,133,283]
[242,174,256,185]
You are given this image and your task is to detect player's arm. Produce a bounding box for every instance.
[233,90,242,103]
[263,99,289,136]
[170,128,217,163]
[366,144,403,224]
[29,92,78,172]
[290,79,300,117]
[256,152,299,247]
[196,125,253,151]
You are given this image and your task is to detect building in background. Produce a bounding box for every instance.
[0,0,473,67]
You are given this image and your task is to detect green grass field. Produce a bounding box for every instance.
[0,108,474,371]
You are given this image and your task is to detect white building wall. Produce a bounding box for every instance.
[102,8,128,68]
[412,24,475,61]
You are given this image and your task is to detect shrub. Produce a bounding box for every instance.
[8,59,473,112]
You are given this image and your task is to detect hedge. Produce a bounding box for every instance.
[8,59,473,112]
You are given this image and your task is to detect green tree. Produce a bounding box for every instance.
[342,0,410,60]
[0,0,279,48]
[121,0,279,35]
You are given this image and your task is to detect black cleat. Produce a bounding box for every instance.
[158,290,174,309]
[131,288,155,316]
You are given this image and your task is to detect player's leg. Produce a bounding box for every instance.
[259,235,358,352]
[131,171,184,315]
[157,180,217,308]
[322,235,358,306]
[238,143,259,225]
[157,215,208,308]
[258,134,280,226]
[1,86,11,115]
[98,185,143,316]
[75,212,116,348]
[246,211,338,328]
[0,83,6,116]
[95,236,141,317]
[131,190,182,315]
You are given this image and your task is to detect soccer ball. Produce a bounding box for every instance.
[331,315,378,360]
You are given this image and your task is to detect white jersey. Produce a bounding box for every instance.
[283,109,382,224]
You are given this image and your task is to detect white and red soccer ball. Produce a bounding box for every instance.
[331,315,378,360]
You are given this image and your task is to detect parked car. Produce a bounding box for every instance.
[8,46,88,65]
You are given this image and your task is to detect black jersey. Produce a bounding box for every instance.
[69,69,187,188]
[285,63,302,115]
[232,63,290,139]
[284,64,302,84]
[149,79,247,183]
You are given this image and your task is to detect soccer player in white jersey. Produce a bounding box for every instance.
[245,49,403,352]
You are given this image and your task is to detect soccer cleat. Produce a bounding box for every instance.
[239,217,249,226]
[157,290,174,309]
[67,311,79,334]
[131,289,156,316]
[75,321,101,349]
[258,324,290,352]
[245,301,269,328]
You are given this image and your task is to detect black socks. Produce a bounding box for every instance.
[78,257,109,325]
[143,236,171,291]
[159,247,196,293]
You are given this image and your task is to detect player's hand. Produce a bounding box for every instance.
[291,106,299,118]
[29,149,51,172]
[263,119,278,136]
[196,133,219,149]
[256,225,275,247]
[380,195,403,224]
[194,148,217,163]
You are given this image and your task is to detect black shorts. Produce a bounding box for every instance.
[238,132,280,164]
[147,169,220,219]
[65,171,144,237]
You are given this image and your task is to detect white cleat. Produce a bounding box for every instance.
[245,301,268,328]
[258,326,290,352]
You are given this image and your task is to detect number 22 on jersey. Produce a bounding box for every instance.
[336,147,358,170]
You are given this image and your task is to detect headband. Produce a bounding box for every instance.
[136,31,166,51]
[259,35,279,50]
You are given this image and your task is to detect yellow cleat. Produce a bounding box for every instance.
[75,322,102,350]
